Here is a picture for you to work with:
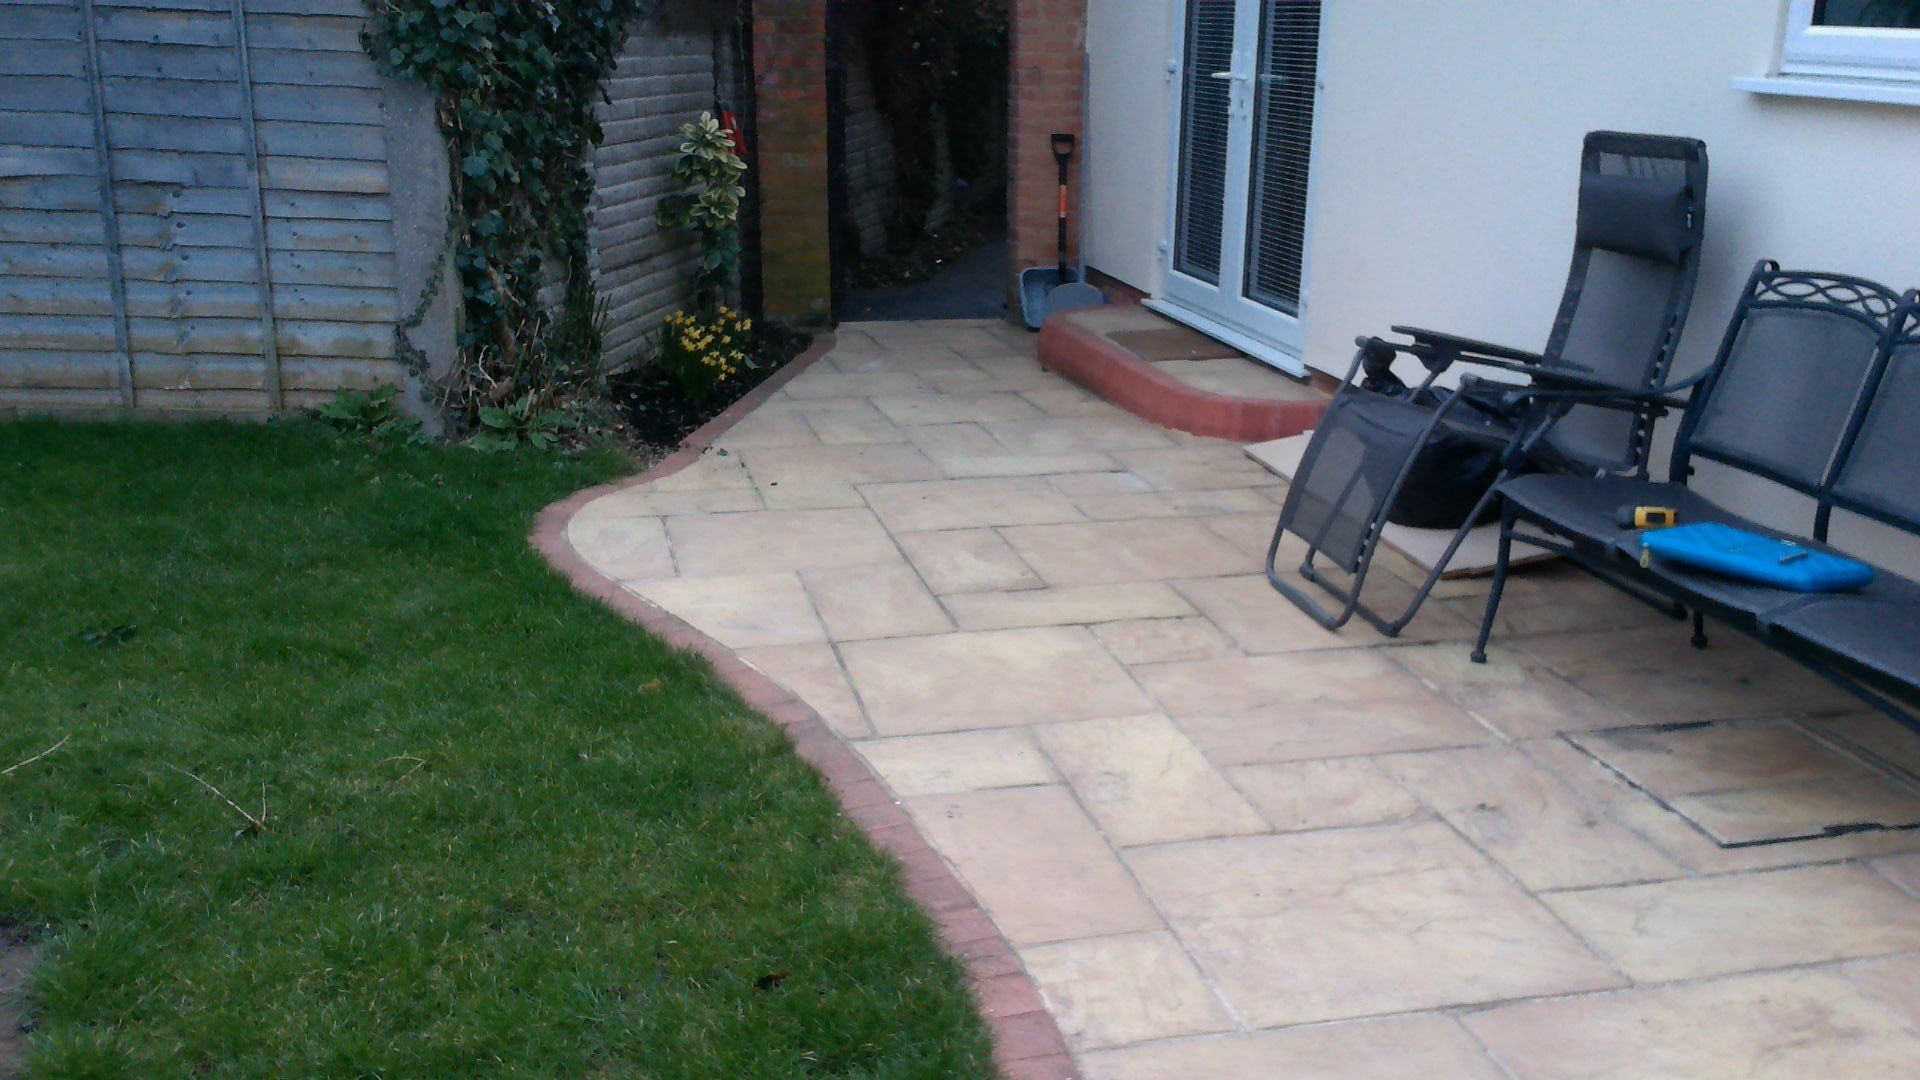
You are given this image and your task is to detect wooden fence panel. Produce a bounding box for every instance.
[2,1,716,413]
[0,0,404,413]
[590,5,721,372]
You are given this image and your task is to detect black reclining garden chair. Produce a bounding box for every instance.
[1475,262,1920,737]
[1268,132,1708,635]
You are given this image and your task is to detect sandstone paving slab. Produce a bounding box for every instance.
[943,583,1195,631]
[1080,1015,1506,1080]
[1842,953,1920,1033]
[1197,511,1279,561]
[907,785,1164,945]
[1806,709,1920,769]
[1020,382,1125,418]
[1670,776,1920,846]
[782,369,930,400]
[1136,651,1492,765]
[800,561,952,641]
[666,507,898,576]
[1045,470,1157,496]
[567,514,674,581]
[1173,573,1473,653]
[1542,863,1920,982]
[1226,758,1426,833]
[631,450,754,492]
[1001,518,1250,587]
[628,573,825,650]
[827,345,984,375]
[736,643,869,737]
[1381,744,1683,891]
[1110,446,1276,491]
[861,476,1083,533]
[894,528,1044,594]
[570,484,764,520]
[871,391,1044,426]
[1020,932,1236,1051]
[1519,625,1857,724]
[710,410,819,450]
[1523,736,1920,874]
[1125,822,1624,1026]
[984,416,1177,454]
[903,422,1117,479]
[1436,564,1660,637]
[736,442,939,487]
[1090,616,1240,666]
[1068,488,1277,523]
[1034,715,1268,847]
[1568,717,1874,798]
[1871,851,1920,895]
[753,478,867,511]
[786,398,907,445]
[855,729,1055,797]
[1463,969,1920,1078]
[841,626,1156,735]
[1389,641,1630,739]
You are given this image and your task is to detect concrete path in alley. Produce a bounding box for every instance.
[564,319,1920,1077]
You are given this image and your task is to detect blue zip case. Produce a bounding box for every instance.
[1639,522,1874,592]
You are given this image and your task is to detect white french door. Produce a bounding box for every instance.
[1154,0,1323,375]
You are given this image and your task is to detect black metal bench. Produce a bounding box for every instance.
[1473,261,1920,734]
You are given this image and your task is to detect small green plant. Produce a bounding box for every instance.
[314,385,424,441]
[655,307,755,403]
[655,113,748,307]
[469,392,569,452]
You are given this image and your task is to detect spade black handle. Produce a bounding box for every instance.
[1051,134,1075,275]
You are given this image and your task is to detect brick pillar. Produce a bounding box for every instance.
[1007,0,1088,308]
[753,0,833,325]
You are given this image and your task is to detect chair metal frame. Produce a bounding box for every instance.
[1268,131,1709,635]
[1471,264,1920,746]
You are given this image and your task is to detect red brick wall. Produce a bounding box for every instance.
[1007,0,1088,300]
[753,0,833,325]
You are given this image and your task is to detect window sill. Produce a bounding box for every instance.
[1733,74,1920,107]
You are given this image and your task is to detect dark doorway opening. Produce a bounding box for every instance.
[826,1,1010,322]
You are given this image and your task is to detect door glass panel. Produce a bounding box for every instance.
[1815,0,1920,28]
[1173,0,1236,284]
[1242,0,1320,315]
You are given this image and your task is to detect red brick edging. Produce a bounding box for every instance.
[1038,311,1327,442]
[529,334,1078,1079]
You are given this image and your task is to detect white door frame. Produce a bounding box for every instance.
[1150,0,1327,377]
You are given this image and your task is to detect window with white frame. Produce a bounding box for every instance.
[1781,0,1920,81]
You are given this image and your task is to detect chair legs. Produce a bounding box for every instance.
[1471,502,1518,664]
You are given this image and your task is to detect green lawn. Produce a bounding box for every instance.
[0,421,992,1077]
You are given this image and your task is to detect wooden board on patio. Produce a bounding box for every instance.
[1244,433,1554,580]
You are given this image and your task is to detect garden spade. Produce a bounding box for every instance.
[1020,134,1104,329]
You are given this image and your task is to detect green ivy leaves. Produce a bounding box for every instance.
[362,0,646,435]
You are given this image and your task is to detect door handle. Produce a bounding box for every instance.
[1208,70,1250,81]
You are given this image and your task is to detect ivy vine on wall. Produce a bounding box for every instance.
[362,0,644,429]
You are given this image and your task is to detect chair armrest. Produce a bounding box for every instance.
[1459,374,1685,416]
[1390,325,1543,366]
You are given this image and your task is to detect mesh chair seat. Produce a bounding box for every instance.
[1498,473,1856,620]
[1771,591,1920,691]
[1283,392,1438,573]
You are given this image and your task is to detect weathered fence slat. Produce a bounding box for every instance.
[78,0,136,407]
[228,0,280,407]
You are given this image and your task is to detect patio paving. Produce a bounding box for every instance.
[567,319,1920,1076]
